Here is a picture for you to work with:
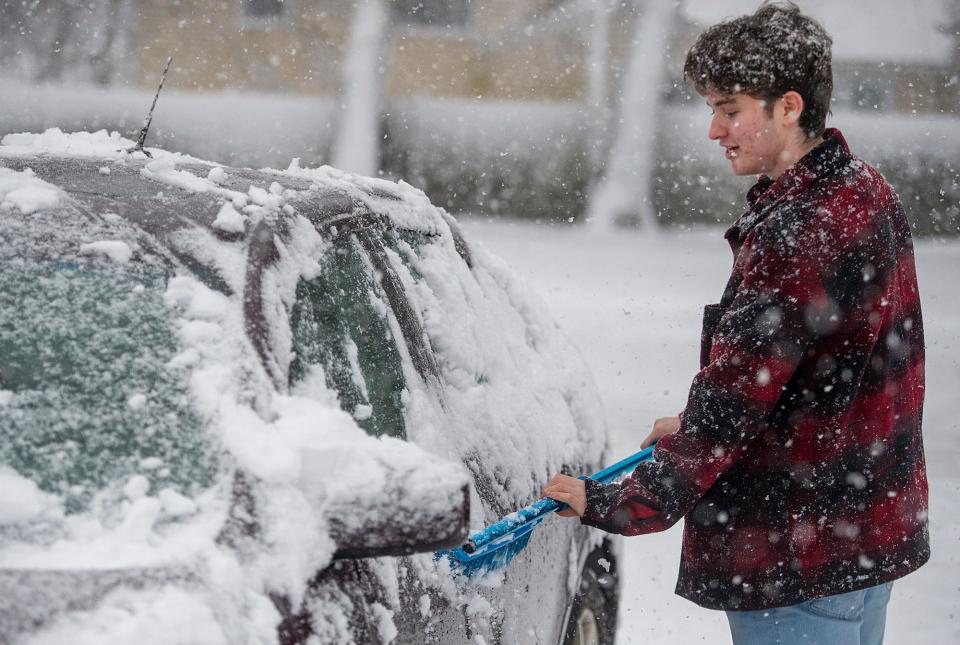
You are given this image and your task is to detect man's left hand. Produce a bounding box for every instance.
[542,475,587,517]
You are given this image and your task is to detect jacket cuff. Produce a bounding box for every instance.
[580,478,619,528]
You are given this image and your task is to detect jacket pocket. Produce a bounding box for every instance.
[700,303,725,369]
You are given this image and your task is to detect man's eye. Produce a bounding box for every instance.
[725,112,738,118]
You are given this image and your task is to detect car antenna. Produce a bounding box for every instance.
[126,55,173,158]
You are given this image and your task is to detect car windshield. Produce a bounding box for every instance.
[0,260,213,514]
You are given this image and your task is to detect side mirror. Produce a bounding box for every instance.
[217,469,469,560]
[297,441,471,560]
[328,482,470,560]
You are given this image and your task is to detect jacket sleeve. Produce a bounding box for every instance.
[581,221,831,535]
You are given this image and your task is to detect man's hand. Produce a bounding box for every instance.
[642,416,681,448]
[543,416,680,518]
[542,475,586,517]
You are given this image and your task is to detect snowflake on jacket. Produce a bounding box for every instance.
[582,129,929,611]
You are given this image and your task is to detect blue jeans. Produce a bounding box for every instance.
[726,582,894,645]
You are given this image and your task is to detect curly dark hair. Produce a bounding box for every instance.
[683,1,833,139]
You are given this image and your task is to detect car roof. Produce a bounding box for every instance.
[0,152,443,241]
[0,133,475,292]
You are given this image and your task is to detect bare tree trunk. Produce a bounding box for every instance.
[0,1,29,65]
[587,0,613,175]
[332,0,391,176]
[950,3,960,81]
[36,0,78,82]
[89,0,123,86]
[587,0,676,232]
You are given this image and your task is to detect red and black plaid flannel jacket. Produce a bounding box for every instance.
[582,129,929,611]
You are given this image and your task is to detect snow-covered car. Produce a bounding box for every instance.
[0,130,616,645]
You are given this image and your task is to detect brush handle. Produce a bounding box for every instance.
[590,444,657,484]
[462,444,657,554]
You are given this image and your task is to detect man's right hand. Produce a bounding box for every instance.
[641,416,681,448]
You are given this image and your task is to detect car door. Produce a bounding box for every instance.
[376,221,605,644]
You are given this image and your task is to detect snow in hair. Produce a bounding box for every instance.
[683,1,834,138]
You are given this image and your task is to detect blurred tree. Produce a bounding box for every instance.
[949,1,960,88]
[587,0,614,174]
[0,0,132,85]
[88,0,123,86]
[588,0,677,232]
[333,0,392,176]
[0,1,28,66]
[35,0,79,82]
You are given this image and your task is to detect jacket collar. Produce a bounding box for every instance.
[724,128,851,251]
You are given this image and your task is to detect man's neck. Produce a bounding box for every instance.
[771,135,825,179]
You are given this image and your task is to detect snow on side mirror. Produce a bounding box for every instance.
[299,438,471,560]
[328,481,470,560]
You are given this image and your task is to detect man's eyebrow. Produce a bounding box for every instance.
[707,98,736,108]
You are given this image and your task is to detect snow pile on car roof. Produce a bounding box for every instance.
[0,128,141,160]
[279,159,445,235]
[0,168,61,214]
[0,128,207,165]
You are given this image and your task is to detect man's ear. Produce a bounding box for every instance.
[781,91,805,127]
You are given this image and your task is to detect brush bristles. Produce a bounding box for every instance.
[453,532,533,577]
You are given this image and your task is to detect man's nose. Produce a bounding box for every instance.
[708,115,724,141]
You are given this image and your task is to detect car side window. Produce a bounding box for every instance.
[288,235,407,440]
[384,229,434,266]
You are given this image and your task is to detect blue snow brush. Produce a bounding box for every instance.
[438,444,657,579]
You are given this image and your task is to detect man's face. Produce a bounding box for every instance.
[704,92,790,177]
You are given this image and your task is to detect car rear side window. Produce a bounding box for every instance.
[289,235,407,440]
[384,230,435,269]
[0,262,213,513]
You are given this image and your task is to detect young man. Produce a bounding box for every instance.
[543,3,929,644]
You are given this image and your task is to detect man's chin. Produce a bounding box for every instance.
[729,161,760,177]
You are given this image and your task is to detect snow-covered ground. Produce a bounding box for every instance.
[460,218,960,644]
